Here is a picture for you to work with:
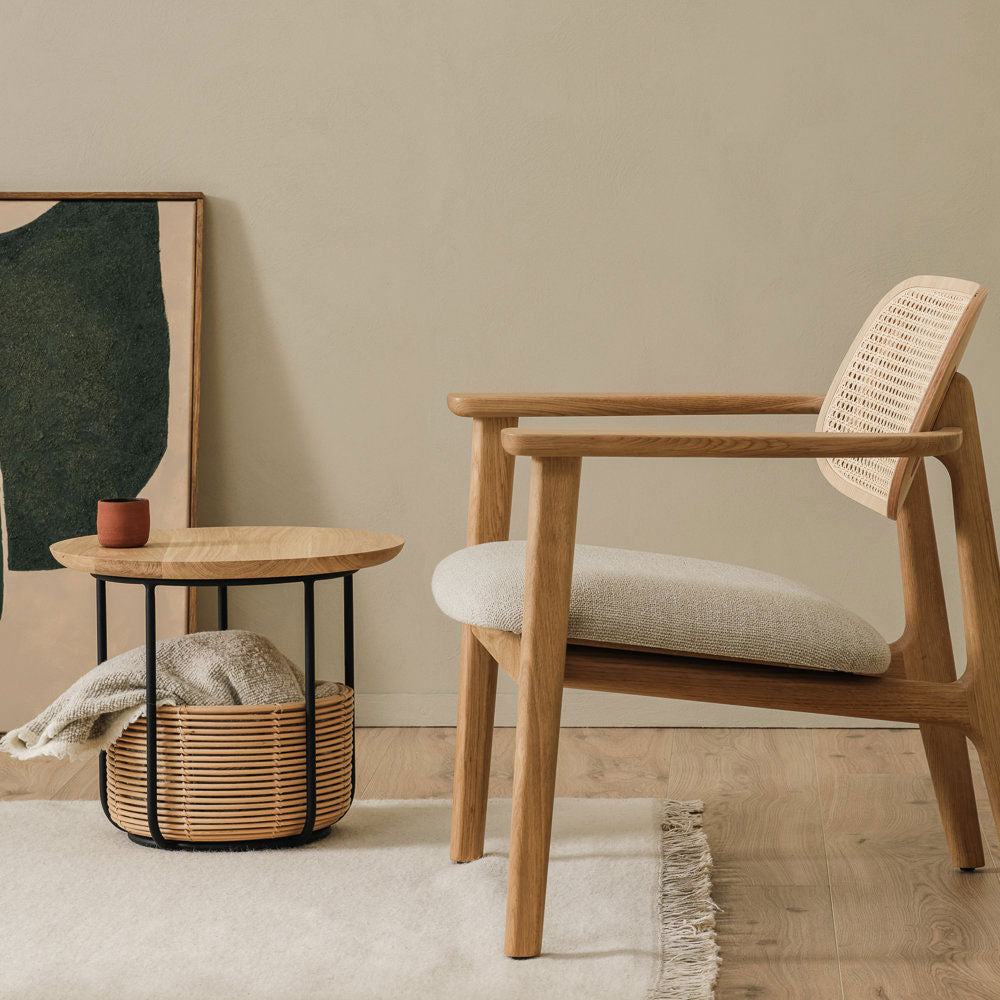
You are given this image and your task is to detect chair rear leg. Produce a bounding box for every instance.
[450,627,498,863]
[920,724,985,870]
[973,733,1000,855]
[895,462,985,868]
[451,415,518,862]
[934,377,1000,866]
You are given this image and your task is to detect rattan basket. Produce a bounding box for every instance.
[105,684,353,842]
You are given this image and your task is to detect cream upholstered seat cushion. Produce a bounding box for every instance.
[432,542,890,676]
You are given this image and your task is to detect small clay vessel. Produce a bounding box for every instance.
[97,498,150,548]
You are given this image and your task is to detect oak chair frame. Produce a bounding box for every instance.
[448,359,1000,956]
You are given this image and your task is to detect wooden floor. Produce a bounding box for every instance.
[3,727,999,998]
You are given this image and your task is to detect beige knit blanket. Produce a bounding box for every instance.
[0,630,340,761]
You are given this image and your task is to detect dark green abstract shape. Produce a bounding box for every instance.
[0,200,170,618]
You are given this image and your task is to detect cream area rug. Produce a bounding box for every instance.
[0,798,717,1000]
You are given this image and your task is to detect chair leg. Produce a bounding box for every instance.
[895,462,985,869]
[504,456,581,958]
[450,626,498,863]
[505,645,566,957]
[451,415,517,860]
[974,733,1000,854]
[934,377,1000,863]
[919,724,985,870]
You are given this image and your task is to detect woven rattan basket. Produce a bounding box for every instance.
[105,684,353,842]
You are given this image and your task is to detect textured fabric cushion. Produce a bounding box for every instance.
[432,542,890,676]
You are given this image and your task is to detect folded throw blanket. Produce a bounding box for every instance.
[0,630,342,761]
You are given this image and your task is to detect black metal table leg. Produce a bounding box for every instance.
[343,573,354,691]
[96,579,121,829]
[302,579,317,836]
[344,573,356,801]
[217,585,228,630]
[96,578,108,664]
[143,584,173,849]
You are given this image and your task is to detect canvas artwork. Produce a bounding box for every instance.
[0,194,202,728]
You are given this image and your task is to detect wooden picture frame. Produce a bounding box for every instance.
[0,192,203,725]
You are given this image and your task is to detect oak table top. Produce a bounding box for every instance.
[49,526,405,581]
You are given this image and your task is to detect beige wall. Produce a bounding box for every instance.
[3,1,999,725]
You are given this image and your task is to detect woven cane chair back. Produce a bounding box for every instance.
[817,275,987,518]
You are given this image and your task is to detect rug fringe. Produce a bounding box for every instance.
[647,800,719,1000]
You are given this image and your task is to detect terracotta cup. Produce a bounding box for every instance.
[96,498,150,548]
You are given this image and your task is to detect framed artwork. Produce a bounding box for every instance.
[0,192,203,728]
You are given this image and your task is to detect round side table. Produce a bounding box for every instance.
[50,526,404,852]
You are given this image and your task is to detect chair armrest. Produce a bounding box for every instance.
[500,427,963,458]
[447,392,825,418]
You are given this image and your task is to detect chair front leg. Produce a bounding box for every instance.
[505,456,581,958]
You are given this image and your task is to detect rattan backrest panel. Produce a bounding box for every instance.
[817,276,986,518]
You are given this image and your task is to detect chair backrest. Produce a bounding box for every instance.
[817,275,987,519]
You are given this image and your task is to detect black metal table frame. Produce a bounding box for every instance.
[94,570,356,851]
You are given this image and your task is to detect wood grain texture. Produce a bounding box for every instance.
[712,885,844,1000]
[815,730,1000,999]
[353,728,402,799]
[6,727,1000,997]
[561,643,971,727]
[465,418,519,546]
[359,727,673,799]
[377,727,459,798]
[451,417,517,862]
[896,463,985,868]
[669,729,831,888]
[450,636,498,859]
[551,727,672,798]
[506,456,581,957]
[937,376,1000,850]
[668,730,842,998]
[447,391,825,418]
[0,754,97,801]
[972,766,1000,867]
[832,877,1000,1000]
[820,772,979,884]
[471,625,521,683]
[49,526,404,579]
[813,728,929,778]
[478,625,971,729]
[500,427,962,458]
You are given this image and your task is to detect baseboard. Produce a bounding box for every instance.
[356,692,915,728]
[1,707,914,733]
